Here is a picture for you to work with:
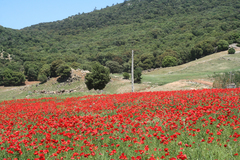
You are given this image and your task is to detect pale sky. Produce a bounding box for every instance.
[0,0,125,30]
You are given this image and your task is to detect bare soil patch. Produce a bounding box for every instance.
[25,80,40,86]
[140,79,212,92]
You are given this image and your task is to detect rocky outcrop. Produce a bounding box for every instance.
[71,68,90,80]
[33,89,77,94]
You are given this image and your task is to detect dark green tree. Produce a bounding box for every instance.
[23,62,41,79]
[134,67,142,83]
[50,60,64,77]
[27,67,38,81]
[56,64,71,78]
[85,63,110,90]
[162,56,178,67]
[39,64,51,77]
[70,62,81,69]
[38,74,48,83]
[138,53,155,70]
[217,40,229,51]
[190,40,215,60]
[155,49,178,67]
[37,64,51,83]
[3,52,8,58]
[123,62,130,72]
[228,48,235,54]
[106,60,123,73]
[6,61,23,72]
[1,68,25,86]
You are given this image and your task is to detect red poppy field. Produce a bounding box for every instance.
[0,88,240,160]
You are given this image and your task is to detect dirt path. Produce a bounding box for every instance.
[139,79,212,92]
[191,79,213,87]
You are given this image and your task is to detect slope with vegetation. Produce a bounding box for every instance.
[1,47,240,101]
[0,0,240,86]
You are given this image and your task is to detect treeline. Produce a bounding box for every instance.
[0,58,73,86]
[0,0,240,86]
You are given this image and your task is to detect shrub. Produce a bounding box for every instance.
[38,74,48,83]
[162,56,178,67]
[190,40,215,60]
[27,67,38,81]
[56,64,71,78]
[138,53,155,70]
[106,60,123,73]
[212,71,240,88]
[134,67,142,83]
[228,48,235,54]
[217,40,229,51]
[39,64,51,77]
[50,60,64,77]
[1,68,25,86]
[70,62,81,69]
[85,63,111,90]
[123,72,130,79]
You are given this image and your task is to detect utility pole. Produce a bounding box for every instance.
[132,50,134,92]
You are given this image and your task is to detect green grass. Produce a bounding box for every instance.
[143,50,240,85]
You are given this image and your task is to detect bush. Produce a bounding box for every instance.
[85,63,111,90]
[56,64,71,78]
[39,64,51,77]
[70,62,81,69]
[162,56,178,67]
[228,48,235,54]
[138,53,155,70]
[38,74,48,83]
[134,67,142,83]
[123,62,130,72]
[27,67,38,81]
[1,68,25,86]
[106,61,123,73]
[50,60,64,77]
[155,49,178,67]
[123,72,130,79]
[217,40,229,51]
[212,71,240,88]
[190,40,215,60]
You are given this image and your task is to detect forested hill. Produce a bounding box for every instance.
[0,0,240,85]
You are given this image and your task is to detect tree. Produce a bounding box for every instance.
[138,53,155,70]
[3,52,8,58]
[27,67,38,81]
[38,74,48,83]
[37,64,51,83]
[123,62,130,72]
[155,49,178,67]
[162,56,178,67]
[70,62,81,69]
[190,40,215,60]
[50,60,64,77]
[39,64,51,77]
[56,64,71,78]
[106,60,123,73]
[228,48,235,54]
[85,63,111,90]
[1,68,25,86]
[134,67,142,83]
[217,40,229,51]
[23,62,41,80]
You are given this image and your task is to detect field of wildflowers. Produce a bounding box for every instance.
[0,88,239,160]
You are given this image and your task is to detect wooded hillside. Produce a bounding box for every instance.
[0,0,240,85]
